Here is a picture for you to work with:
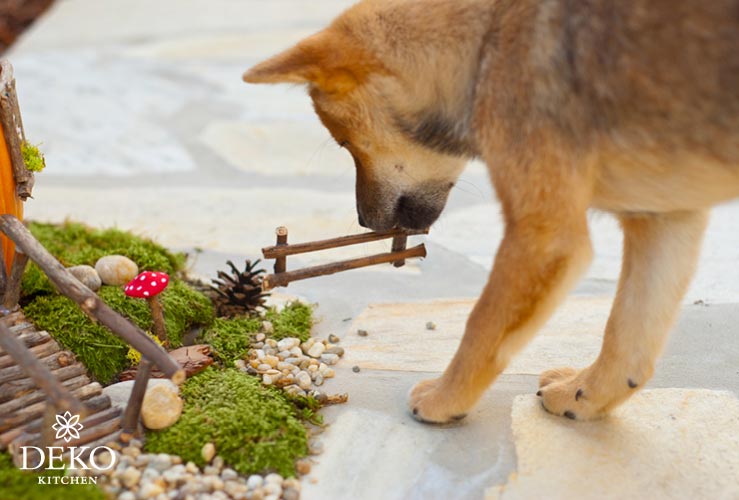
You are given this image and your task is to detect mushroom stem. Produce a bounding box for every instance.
[146,296,168,347]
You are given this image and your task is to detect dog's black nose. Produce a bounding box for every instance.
[358,212,368,228]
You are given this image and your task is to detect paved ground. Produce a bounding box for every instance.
[8,1,739,499]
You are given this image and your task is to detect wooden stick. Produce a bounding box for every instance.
[0,215,184,384]
[0,244,6,294]
[0,340,57,369]
[120,358,152,441]
[0,350,75,385]
[273,226,288,274]
[0,364,88,403]
[391,234,409,268]
[262,227,428,259]
[0,60,33,200]
[0,329,51,357]
[263,244,426,290]
[2,250,28,310]
[0,320,84,417]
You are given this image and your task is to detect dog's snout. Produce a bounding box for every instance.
[396,193,443,230]
[358,212,368,228]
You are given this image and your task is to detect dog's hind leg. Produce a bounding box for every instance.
[538,210,708,420]
[410,148,594,424]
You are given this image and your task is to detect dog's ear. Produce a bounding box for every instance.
[242,31,368,94]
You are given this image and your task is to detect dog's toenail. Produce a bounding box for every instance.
[536,390,542,397]
[564,411,576,420]
[575,389,583,401]
[413,408,418,415]
[451,414,467,421]
[628,379,638,388]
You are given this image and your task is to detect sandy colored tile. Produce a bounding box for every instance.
[344,296,611,375]
[487,390,739,500]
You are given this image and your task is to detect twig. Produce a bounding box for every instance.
[0,60,33,200]
[263,244,426,290]
[262,227,428,259]
[2,250,27,310]
[120,358,152,442]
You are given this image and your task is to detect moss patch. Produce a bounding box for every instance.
[0,453,104,500]
[21,142,46,173]
[22,221,186,298]
[145,368,309,477]
[201,317,262,367]
[24,281,214,384]
[264,302,313,342]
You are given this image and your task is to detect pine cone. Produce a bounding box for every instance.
[210,260,269,317]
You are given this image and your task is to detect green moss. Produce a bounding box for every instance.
[24,282,214,384]
[145,368,308,477]
[201,317,262,367]
[21,142,46,173]
[264,302,313,342]
[22,221,186,297]
[0,453,104,500]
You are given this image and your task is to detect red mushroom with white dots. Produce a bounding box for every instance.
[125,271,170,347]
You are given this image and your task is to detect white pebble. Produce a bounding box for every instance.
[247,475,264,489]
[201,443,216,463]
[296,371,312,390]
[277,338,299,351]
[307,343,325,358]
[320,353,339,365]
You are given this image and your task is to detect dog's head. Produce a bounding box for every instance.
[243,21,472,231]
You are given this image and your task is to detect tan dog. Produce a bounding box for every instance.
[244,0,739,423]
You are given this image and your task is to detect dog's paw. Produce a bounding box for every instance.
[536,367,606,421]
[408,378,469,424]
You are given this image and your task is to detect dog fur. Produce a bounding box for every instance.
[244,0,739,423]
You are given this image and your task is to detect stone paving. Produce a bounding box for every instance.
[8,1,739,499]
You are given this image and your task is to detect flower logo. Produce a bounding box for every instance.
[52,411,83,443]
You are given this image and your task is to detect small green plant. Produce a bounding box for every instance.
[145,368,309,477]
[264,302,313,342]
[0,453,104,500]
[21,142,45,172]
[201,317,262,367]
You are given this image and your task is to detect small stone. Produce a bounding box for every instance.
[328,334,340,344]
[204,465,220,476]
[202,442,216,463]
[314,373,324,386]
[307,343,325,358]
[162,466,183,484]
[257,363,272,372]
[94,255,139,286]
[283,488,300,500]
[121,466,141,488]
[284,357,301,365]
[68,265,102,292]
[325,346,344,357]
[141,467,159,482]
[121,446,140,458]
[262,321,274,334]
[264,355,279,368]
[283,384,306,397]
[151,453,172,471]
[289,346,303,357]
[357,329,368,337]
[221,468,238,481]
[277,338,299,351]
[277,350,291,359]
[283,478,301,491]
[352,365,361,373]
[118,492,136,500]
[323,367,335,378]
[246,475,264,489]
[265,339,278,348]
[225,480,248,497]
[296,371,312,390]
[296,459,311,475]
[309,440,324,455]
[426,321,437,330]
[320,353,339,365]
[212,456,224,471]
[256,333,266,342]
[264,472,283,484]
[186,461,199,474]
[129,438,143,449]
[139,480,165,499]
[142,383,183,430]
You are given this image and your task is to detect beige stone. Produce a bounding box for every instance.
[141,383,183,430]
[67,264,102,291]
[95,255,139,286]
[487,389,739,500]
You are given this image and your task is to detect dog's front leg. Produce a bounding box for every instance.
[538,210,708,419]
[410,157,594,423]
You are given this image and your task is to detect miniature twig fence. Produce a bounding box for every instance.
[261,227,428,289]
